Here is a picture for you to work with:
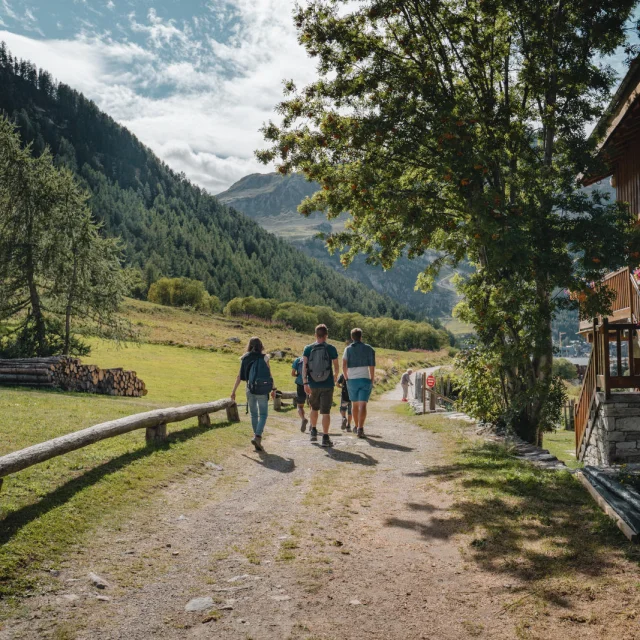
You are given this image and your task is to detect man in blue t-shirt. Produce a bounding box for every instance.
[291,355,308,433]
[302,324,340,447]
[342,327,376,438]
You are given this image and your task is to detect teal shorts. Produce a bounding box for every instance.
[346,378,373,402]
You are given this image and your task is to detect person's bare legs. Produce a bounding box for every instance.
[354,401,368,430]
[297,404,306,420]
[310,408,319,430]
[352,402,361,429]
[322,413,330,435]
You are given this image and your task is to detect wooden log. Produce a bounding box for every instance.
[146,423,167,443]
[198,413,211,427]
[274,396,283,411]
[0,368,52,376]
[226,403,240,423]
[0,398,236,478]
[277,391,298,400]
[0,382,56,388]
[0,363,54,371]
[0,374,53,384]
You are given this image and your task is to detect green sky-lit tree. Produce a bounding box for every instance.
[0,116,131,356]
[258,0,640,442]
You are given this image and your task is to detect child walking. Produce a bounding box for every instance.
[337,372,352,432]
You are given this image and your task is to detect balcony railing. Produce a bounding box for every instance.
[579,267,637,333]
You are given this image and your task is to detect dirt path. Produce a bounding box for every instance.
[381,366,440,402]
[1,398,521,639]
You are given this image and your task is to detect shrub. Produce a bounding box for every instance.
[148,277,220,313]
[552,358,578,381]
[223,296,450,351]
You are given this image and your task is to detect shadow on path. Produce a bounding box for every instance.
[386,442,639,604]
[0,420,235,547]
[242,452,295,473]
[366,438,414,453]
[324,448,378,466]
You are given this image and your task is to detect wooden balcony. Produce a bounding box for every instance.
[579,267,640,336]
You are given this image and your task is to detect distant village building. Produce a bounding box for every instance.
[575,57,640,465]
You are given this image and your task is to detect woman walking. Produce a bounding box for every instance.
[231,337,274,452]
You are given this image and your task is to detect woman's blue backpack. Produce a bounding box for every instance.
[248,356,274,395]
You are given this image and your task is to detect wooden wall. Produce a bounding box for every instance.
[615,132,640,218]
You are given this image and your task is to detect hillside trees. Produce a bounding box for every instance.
[0,116,130,356]
[259,0,640,443]
[0,46,418,321]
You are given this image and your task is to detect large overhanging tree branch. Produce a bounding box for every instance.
[258,0,640,442]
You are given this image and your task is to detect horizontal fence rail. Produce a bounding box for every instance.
[274,390,298,411]
[0,398,240,490]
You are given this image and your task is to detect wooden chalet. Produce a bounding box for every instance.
[575,57,640,463]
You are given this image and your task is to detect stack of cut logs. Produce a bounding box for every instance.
[0,357,147,397]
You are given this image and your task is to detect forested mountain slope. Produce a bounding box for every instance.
[217,172,463,318]
[0,44,413,320]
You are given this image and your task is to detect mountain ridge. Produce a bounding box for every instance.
[217,171,463,319]
[0,43,416,321]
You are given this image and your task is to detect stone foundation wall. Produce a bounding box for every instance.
[582,393,640,466]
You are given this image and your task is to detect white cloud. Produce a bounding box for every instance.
[106,1,115,9]
[0,1,317,192]
[1,0,17,20]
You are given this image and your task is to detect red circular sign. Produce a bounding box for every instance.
[426,374,436,389]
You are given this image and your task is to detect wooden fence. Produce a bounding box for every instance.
[562,399,575,431]
[415,373,455,412]
[0,399,240,491]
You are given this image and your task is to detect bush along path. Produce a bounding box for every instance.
[2,397,640,639]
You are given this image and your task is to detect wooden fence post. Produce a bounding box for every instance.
[198,413,211,427]
[422,372,426,414]
[429,389,436,412]
[145,423,167,443]
[226,403,240,423]
[274,396,282,411]
[603,318,611,399]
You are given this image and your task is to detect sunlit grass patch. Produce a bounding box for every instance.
[543,428,580,469]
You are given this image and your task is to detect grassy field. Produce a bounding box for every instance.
[411,413,640,634]
[443,316,474,337]
[543,428,580,469]
[0,299,448,607]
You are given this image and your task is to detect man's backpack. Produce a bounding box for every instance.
[248,356,274,395]
[307,343,332,383]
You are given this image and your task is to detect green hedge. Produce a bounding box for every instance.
[148,277,222,314]
[224,297,449,351]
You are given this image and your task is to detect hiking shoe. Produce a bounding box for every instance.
[346,425,352,432]
[300,418,308,433]
[321,434,334,447]
[341,417,348,430]
[357,428,365,439]
[310,427,318,442]
[251,436,264,452]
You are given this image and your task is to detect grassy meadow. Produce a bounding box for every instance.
[0,298,447,607]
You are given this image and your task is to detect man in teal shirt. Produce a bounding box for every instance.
[302,324,340,447]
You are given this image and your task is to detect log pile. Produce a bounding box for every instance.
[0,357,147,397]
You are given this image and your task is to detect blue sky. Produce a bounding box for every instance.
[0,0,316,192]
[0,1,637,193]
